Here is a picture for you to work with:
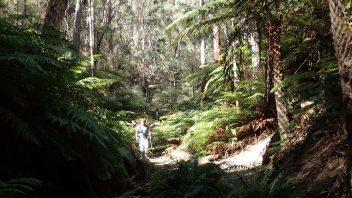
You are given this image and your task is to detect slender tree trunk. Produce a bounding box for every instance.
[329,0,352,194]
[233,53,238,89]
[265,21,275,117]
[199,0,207,107]
[64,7,70,39]
[88,0,95,76]
[213,25,221,63]
[232,42,240,107]
[43,0,69,30]
[250,25,260,76]
[200,40,206,65]
[103,0,114,69]
[268,19,289,147]
[199,0,206,65]
[73,0,82,51]
[191,63,195,97]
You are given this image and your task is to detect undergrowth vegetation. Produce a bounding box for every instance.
[0,17,145,197]
[149,161,293,198]
[0,0,348,197]
[152,79,264,156]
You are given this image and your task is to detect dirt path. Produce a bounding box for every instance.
[215,134,273,171]
[149,134,273,171]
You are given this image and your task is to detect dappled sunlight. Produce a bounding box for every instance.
[215,134,274,171]
[0,0,348,197]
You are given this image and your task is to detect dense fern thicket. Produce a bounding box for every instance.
[153,103,258,156]
[150,161,293,198]
[0,18,144,198]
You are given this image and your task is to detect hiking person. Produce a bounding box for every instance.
[135,119,149,157]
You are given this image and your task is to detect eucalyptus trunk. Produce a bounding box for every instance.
[103,0,114,69]
[199,0,206,107]
[199,0,206,65]
[232,42,240,107]
[213,25,221,63]
[43,0,69,30]
[250,26,260,75]
[73,0,82,51]
[88,0,95,76]
[329,0,352,194]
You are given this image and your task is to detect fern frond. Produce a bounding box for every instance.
[0,178,41,197]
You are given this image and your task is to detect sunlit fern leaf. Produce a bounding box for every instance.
[77,77,118,89]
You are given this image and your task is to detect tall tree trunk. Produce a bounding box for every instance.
[97,0,114,69]
[268,19,289,147]
[103,0,114,69]
[213,25,221,63]
[73,0,82,51]
[200,40,206,65]
[199,0,207,107]
[329,0,352,194]
[250,25,260,76]
[232,42,240,107]
[43,0,69,30]
[199,0,206,65]
[88,0,95,76]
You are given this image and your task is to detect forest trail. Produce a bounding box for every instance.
[149,133,273,171]
[214,134,273,171]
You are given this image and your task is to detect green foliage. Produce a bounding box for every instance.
[0,178,41,198]
[153,110,198,145]
[280,57,340,112]
[149,162,293,198]
[0,18,138,197]
[228,170,294,198]
[182,107,253,153]
[154,104,255,154]
[219,80,266,111]
[149,161,234,198]
[77,77,119,89]
[153,67,263,153]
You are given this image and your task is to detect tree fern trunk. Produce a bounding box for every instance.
[268,19,289,147]
[328,0,352,194]
[43,0,69,30]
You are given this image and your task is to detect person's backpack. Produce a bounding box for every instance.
[138,125,148,138]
